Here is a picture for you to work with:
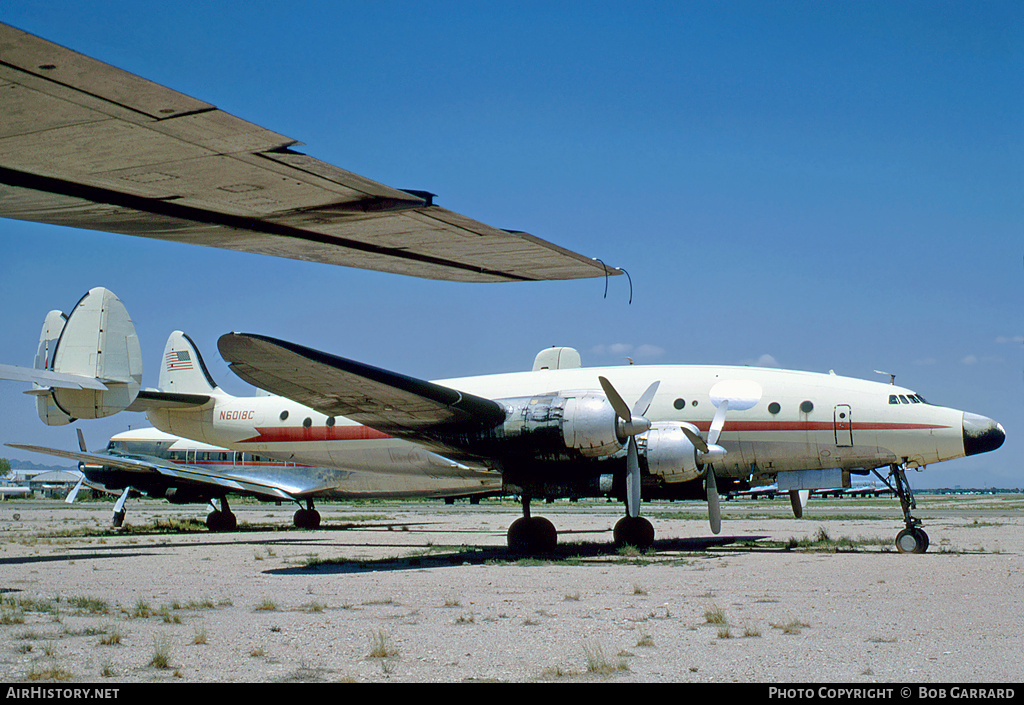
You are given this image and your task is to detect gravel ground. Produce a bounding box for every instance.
[0,495,1021,684]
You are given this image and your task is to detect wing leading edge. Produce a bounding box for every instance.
[0,23,620,283]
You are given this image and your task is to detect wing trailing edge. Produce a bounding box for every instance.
[0,23,621,283]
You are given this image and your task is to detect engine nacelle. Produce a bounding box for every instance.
[492,391,622,458]
[643,422,701,483]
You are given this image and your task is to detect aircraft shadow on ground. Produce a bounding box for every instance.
[264,533,775,575]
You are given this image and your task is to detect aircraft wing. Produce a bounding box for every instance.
[5,443,297,502]
[218,332,506,456]
[0,23,618,283]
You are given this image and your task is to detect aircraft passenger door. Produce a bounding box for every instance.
[834,404,853,447]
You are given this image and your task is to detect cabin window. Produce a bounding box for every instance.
[799,400,814,414]
[280,410,289,421]
[326,416,336,427]
[303,417,312,428]
[673,398,686,410]
[768,402,781,415]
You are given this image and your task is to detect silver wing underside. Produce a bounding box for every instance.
[0,24,619,283]
[5,443,298,501]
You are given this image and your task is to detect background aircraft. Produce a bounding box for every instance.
[10,427,499,530]
[4,288,1004,553]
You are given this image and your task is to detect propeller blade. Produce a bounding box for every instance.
[680,426,709,454]
[65,477,84,504]
[76,428,88,452]
[789,489,809,519]
[632,381,660,418]
[708,399,729,446]
[706,466,721,534]
[625,437,641,518]
[598,376,631,422]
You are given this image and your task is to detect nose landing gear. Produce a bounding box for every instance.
[874,463,929,553]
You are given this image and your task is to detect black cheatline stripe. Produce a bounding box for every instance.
[0,166,534,281]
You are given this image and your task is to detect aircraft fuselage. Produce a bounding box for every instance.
[145,362,1002,499]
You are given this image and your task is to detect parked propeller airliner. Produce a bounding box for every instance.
[10,427,498,530]
[3,288,1005,554]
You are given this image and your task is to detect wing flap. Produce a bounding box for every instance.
[217,333,506,442]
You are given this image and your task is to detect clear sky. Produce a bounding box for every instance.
[1,1,1020,489]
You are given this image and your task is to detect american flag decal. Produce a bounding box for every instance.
[166,349,193,371]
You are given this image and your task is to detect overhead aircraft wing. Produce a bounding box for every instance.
[218,332,505,456]
[0,23,619,283]
[5,443,297,502]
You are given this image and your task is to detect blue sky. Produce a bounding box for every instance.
[1,2,1020,488]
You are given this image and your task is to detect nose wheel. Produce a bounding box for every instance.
[896,526,929,554]
[874,463,929,553]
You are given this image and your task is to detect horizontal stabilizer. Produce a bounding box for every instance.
[127,389,213,411]
[0,362,108,390]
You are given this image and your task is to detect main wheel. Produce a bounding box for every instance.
[293,507,322,529]
[613,516,655,550]
[206,510,237,532]
[507,516,557,555]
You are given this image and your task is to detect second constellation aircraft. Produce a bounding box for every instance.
[4,288,1004,554]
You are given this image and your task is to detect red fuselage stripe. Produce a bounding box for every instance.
[230,421,948,444]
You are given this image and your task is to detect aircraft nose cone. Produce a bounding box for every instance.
[963,413,1005,456]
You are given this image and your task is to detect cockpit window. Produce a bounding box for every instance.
[889,393,929,405]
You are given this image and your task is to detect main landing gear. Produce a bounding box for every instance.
[874,463,929,553]
[206,496,237,532]
[506,496,656,555]
[293,499,321,529]
[613,515,655,550]
[507,496,557,554]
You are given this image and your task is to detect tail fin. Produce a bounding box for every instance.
[158,331,219,395]
[44,288,143,423]
[34,310,72,425]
